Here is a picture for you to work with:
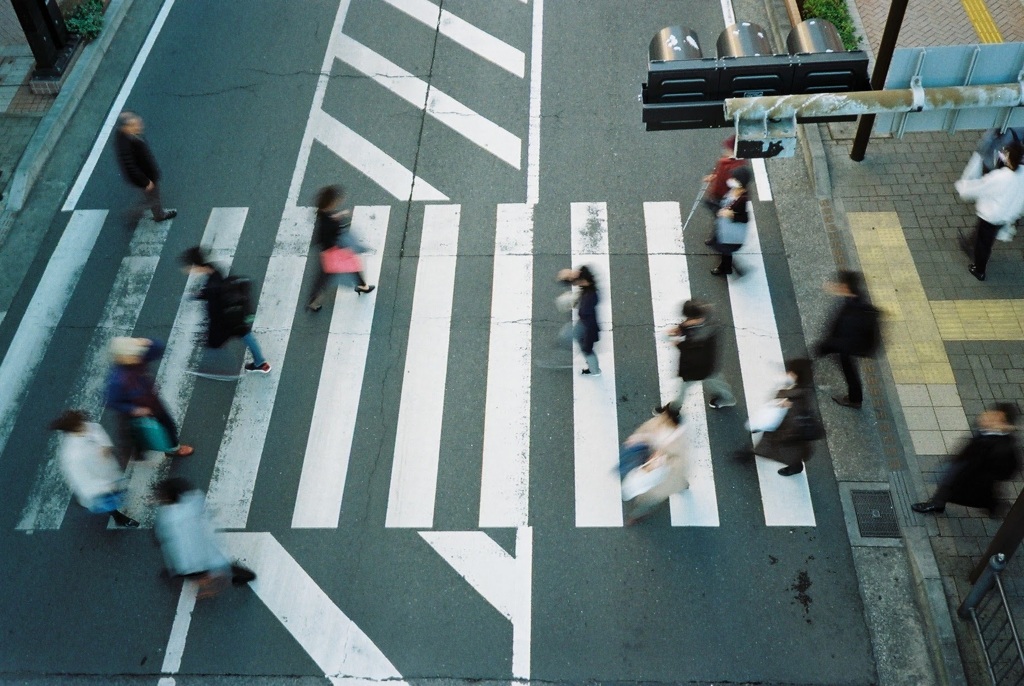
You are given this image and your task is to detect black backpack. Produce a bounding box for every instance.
[218,275,255,335]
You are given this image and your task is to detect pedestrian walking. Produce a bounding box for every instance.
[620,405,690,525]
[702,135,748,236]
[557,266,601,375]
[954,141,1024,281]
[180,246,270,375]
[113,111,176,223]
[655,299,736,414]
[105,337,193,463]
[740,358,823,476]
[912,403,1020,518]
[306,185,375,312]
[154,477,256,598]
[814,270,880,410]
[709,166,752,277]
[49,410,140,528]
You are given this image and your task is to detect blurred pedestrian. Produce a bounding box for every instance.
[814,270,880,410]
[954,141,1024,281]
[655,299,735,414]
[180,246,270,374]
[50,410,139,528]
[105,337,193,463]
[621,405,690,525]
[709,166,752,277]
[114,111,176,223]
[306,185,375,312]
[557,266,601,375]
[740,358,823,476]
[702,136,748,239]
[962,128,1024,178]
[154,478,256,598]
[912,403,1020,517]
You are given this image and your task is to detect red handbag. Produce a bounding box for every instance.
[320,246,363,274]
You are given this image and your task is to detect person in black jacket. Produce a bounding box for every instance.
[710,166,751,277]
[181,246,271,374]
[557,266,601,375]
[306,185,375,312]
[655,300,735,414]
[913,403,1020,517]
[114,111,176,223]
[815,270,877,410]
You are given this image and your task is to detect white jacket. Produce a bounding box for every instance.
[58,422,124,511]
[155,490,230,577]
[955,166,1024,225]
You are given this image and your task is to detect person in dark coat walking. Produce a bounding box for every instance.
[114,111,176,223]
[306,185,375,312]
[740,358,822,476]
[710,166,752,277]
[702,136,748,228]
[105,337,193,463]
[815,270,879,410]
[180,246,270,374]
[655,299,735,414]
[912,403,1020,517]
[558,266,601,375]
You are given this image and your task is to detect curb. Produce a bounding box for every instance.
[3,0,134,214]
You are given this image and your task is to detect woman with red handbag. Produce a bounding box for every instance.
[306,185,375,312]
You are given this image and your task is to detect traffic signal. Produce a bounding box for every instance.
[642,19,869,131]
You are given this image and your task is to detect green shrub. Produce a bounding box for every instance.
[65,0,104,42]
[802,0,860,50]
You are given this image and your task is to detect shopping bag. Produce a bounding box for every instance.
[131,416,174,452]
[621,455,668,501]
[320,246,363,274]
[747,403,788,433]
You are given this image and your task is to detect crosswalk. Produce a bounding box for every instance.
[6,199,820,533]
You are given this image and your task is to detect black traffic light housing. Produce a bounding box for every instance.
[642,20,870,130]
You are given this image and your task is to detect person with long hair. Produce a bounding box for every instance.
[306,184,375,312]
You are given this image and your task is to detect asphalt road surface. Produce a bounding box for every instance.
[0,1,877,683]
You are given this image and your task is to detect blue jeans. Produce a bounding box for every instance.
[241,332,266,366]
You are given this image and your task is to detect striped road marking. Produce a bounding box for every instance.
[18,216,171,530]
[121,208,248,525]
[291,206,391,528]
[335,34,522,169]
[728,208,816,526]
[386,205,461,528]
[478,204,533,528]
[643,201,720,527]
[0,210,105,460]
[381,0,526,77]
[205,206,310,529]
[570,202,623,527]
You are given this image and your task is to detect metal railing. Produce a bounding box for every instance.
[960,554,1024,685]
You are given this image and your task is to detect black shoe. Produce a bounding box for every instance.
[710,266,732,276]
[833,395,862,409]
[306,300,322,312]
[704,237,715,246]
[709,398,736,409]
[778,464,804,476]
[911,501,945,514]
[231,565,257,585]
[112,511,140,528]
[355,285,376,295]
[154,210,178,222]
[581,368,601,376]
[652,405,664,416]
[968,264,986,281]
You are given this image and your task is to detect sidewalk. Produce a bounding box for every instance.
[805,0,1024,683]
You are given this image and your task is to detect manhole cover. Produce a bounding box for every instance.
[851,489,900,539]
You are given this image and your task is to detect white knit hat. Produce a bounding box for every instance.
[110,337,147,363]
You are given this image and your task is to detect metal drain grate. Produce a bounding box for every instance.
[851,490,901,539]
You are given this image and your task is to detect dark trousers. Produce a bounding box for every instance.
[972,218,1000,273]
[116,397,180,466]
[128,183,167,222]
[716,244,741,273]
[839,352,863,404]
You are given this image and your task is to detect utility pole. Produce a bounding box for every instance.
[850,0,911,161]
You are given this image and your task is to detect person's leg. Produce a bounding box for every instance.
[703,373,736,407]
[576,326,600,374]
[971,218,999,276]
[307,268,330,309]
[667,378,697,413]
[241,332,267,366]
[840,353,863,405]
[146,183,168,221]
[717,253,733,273]
[149,398,181,449]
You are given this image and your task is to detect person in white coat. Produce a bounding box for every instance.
[50,410,139,528]
[154,478,255,597]
[955,142,1024,281]
[621,406,691,525]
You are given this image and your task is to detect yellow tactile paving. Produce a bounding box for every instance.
[848,212,956,385]
[931,300,1024,339]
[961,0,1003,42]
